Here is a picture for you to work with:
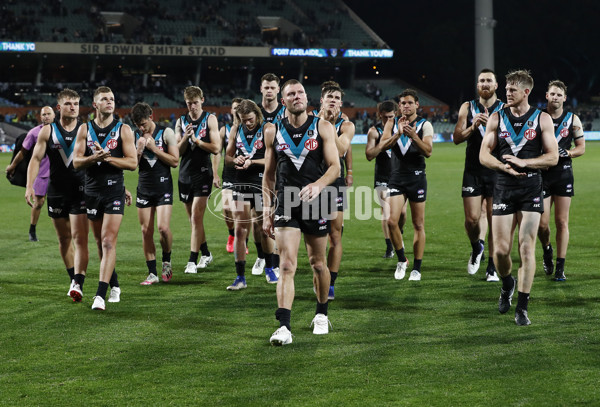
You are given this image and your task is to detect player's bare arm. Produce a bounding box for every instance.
[261,124,277,238]
[191,115,221,155]
[299,120,340,202]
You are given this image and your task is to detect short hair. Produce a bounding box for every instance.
[235,99,264,125]
[131,102,153,125]
[505,69,534,90]
[320,80,340,90]
[321,83,344,98]
[231,97,244,105]
[93,86,112,100]
[261,73,280,85]
[548,79,567,93]
[281,79,302,95]
[184,86,204,100]
[57,88,80,103]
[377,100,398,113]
[478,68,498,82]
[398,89,419,103]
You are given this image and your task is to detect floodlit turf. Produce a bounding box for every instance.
[1,142,599,405]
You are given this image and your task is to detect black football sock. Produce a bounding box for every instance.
[413,259,422,272]
[200,242,210,257]
[255,242,265,259]
[96,281,109,299]
[275,308,291,331]
[316,301,329,316]
[67,267,75,281]
[162,251,171,263]
[516,291,529,311]
[501,274,515,291]
[330,271,338,286]
[189,251,199,264]
[395,248,407,262]
[147,260,157,276]
[109,269,119,288]
[235,261,246,277]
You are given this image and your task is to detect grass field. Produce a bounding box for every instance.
[1,142,599,406]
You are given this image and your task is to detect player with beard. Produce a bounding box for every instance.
[454,69,505,281]
[74,86,137,311]
[480,69,557,325]
[537,80,585,281]
[263,80,340,345]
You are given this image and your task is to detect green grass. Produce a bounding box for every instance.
[1,142,599,406]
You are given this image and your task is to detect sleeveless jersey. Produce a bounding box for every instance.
[84,119,125,195]
[465,99,504,172]
[274,116,325,190]
[136,124,172,192]
[547,110,576,168]
[234,122,266,186]
[221,123,236,182]
[373,123,392,181]
[390,116,429,174]
[261,103,286,124]
[179,112,213,183]
[46,120,85,195]
[495,107,544,188]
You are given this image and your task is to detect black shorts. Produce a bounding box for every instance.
[178,173,212,203]
[389,172,427,202]
[233,189,264,210]
[86,191,126,220]
[222,181,234,190]
[542,164,574,198]
[136,188,174,208]
[47,187,86,219]
[331,185,348,212]
[462,169,496,198]
[492,184,543,215]
[374,179,389,190]
[273,189,330,236]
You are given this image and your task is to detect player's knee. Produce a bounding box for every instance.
[412,221,425,233]
[387,217,399,230]
[101,236,116,251]
[494,243,511,258]
[555,218,569,233]
[464,216,478,231]
[309,257,326,274]
[57,233,72,248]
[279,260,296,277]
[141,225,153,239]
[157,224,170,238]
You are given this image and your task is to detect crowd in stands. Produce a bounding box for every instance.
[1,0,384,49]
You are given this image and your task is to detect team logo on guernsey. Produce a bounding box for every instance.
[305,138,319,151]
[254,140,264,150]
[524,129,537,140]
[107,138,118,149]
[499,131,511,139]
[560,128,569,138]
[498,109,541,155]
[276,143,289,151]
